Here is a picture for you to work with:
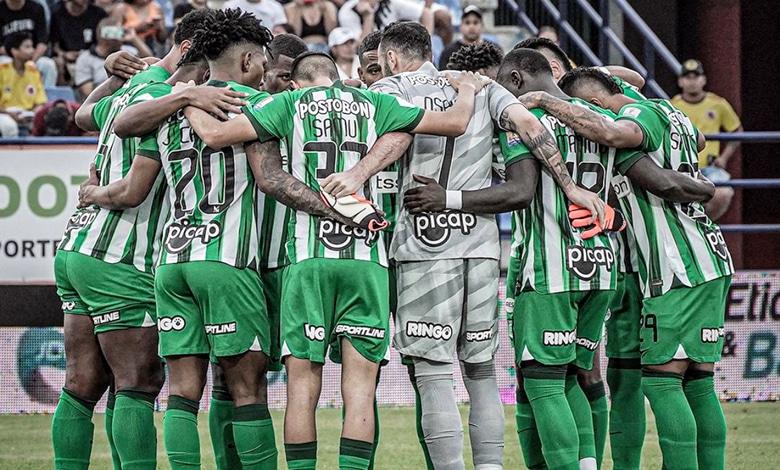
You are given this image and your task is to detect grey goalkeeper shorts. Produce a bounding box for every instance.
[394,258,500,364]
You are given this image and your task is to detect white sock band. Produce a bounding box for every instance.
[445,190,462,210]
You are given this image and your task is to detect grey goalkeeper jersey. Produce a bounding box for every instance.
[371,62,519,262]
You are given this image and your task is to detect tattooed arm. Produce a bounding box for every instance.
[500,103,607,222]
[518,92,644,148]
[246,140,356,225]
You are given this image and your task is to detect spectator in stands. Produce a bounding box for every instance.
[338,0,434,40]
[50,0,108,84]
[31,98,84,135]
[356,29,381,87]
[284,0,337,53]
[74,17,151,98]
[672,59,741,221]
[172,0,205,24]
[0,32,47,136]
[438,6,494,70]
[114,0,168,45]
[537,25,559,44]
[222,0,287,30]
[264,32,307,93]
[0,0,58,87]
[95,0,120,15]
[329,27,358,79]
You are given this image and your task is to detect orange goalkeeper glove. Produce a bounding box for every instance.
[320,191,389,232]
[568,203,626,239]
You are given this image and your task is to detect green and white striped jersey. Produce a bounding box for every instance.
[137,80,270,269]
[611,76,646,100]
[257,139,292,270]
[501,99,642,294]
[58,65,172,273]
[613,99,734,297]
[243,81,425,267]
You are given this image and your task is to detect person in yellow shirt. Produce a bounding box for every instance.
[672,59,740,220]
[0,31,47,137]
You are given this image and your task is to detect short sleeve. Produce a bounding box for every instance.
[369,75,405,99]
[127,82,172,106]
[91,94,114,129]
[136,132,160,161]
[718,98,741,132]
[33,73,47,105]
[616,102,659,152]
[241,92,290,142]
[369,90,424,135]
[487,82,521,129]
[499,131,533,167]
[32,3,48,44]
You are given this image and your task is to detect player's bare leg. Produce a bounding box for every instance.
[52,314,111,469]
[284,357,323,469]
[209,364,241,469]
[99,327,164,469]
[576,351,608,468]
[683,361,726,470]
[164,355,209,469]
[220,351,277,468]
[340,339,380,469]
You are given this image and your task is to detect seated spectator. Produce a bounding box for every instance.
[50,0,108,84]
[114,0,168,45]
[671,59,741,221]
[439,5,495,70]
[95,0,120,15]
[537,25,559,44]
[31,98,84,135]
[74,17,151,98]
[172,0,205,24]
[284,0,337,53]
[446,40,502,79]
[338,0,435,40]
[0,32,47,137]
[329,27,358,79]
[0,0,58,87]
[222,0,287,30]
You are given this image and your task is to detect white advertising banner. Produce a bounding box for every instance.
[0,145,94,283]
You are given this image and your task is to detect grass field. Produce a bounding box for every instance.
[1,403,778,469]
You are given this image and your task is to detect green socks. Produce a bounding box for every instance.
[164,395,201,469]
[105,392,122,470]
[522,365,579,470]
[607,360,645,470]
[285,441,317,469]
[52,389,97,470]
[564,374,595,464]
[232,403,278,469]
[339,438,373,470]
[684,370,726,470]
[368,400,380,470]
[641,371,697,470]
[113,390,158,469]
[209,387,241,469]
[515,387,547,469]
[583,381,608,468]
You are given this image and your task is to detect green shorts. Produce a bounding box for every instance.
[260,266,286,371]
[605,272,643,359]
[281,258,390,364]
[54,250,156,334]
[640,276,731,365]
[513,288,613,370]
[155,261,270,359]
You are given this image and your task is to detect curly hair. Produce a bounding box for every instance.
[173,9,210,45]
[558,67,621,97]
[191,8,273,61]
[447,41,504,72]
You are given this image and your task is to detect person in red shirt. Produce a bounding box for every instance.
[31,99,84,136]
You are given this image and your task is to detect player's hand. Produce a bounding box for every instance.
[569,203,626,239]
[342,78,364,88]
[78,163,100,208]
[404,174,446,213]
[182,86,248,121]
[517,90,547,109]
[322,167,369,198]
[565,186,606,229]
[320,191,388,231]
[104,51,147,80]
[446,71,491,94]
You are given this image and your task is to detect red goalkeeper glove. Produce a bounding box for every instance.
[568,203,626,239]
[320,191,389,232]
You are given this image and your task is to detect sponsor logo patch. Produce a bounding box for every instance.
[61,302,76,312]
[412,210,477,247]
[465,329,493,342]
[334,324,386,339]
[703,226,730,261]
[566,245,615,281]
[164,220,222,253]
[304,323,325,341]
[92,311,119,325]
[405,321,453,340]
[543,329,577,346]
[316,218,379,251]
[65,208,98,233]
[701,327,725,343]
[205,322,237,335]
[158,316,186,332]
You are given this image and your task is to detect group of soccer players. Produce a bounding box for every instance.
[50,7,733,470]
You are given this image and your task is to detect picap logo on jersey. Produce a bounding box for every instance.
[158,316,186,331]
[566,245,615,281]
[701,327,725,343]
[413,211,477,247]
[64,208,98,233]
[405,321,453,340]
[92,311,119,325]
[205,322,236,335]
[317,218,379,251]
[334,324,386,339]
[164,220,222,253]
[304,323,325,341]
[703,225,730,261]
[465,329,493,342]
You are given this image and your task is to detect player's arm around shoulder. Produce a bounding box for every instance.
[622,154,714,203]
[78,155,162,210]
[409,71,487,136]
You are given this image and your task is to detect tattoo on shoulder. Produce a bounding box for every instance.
[499,109,517,132]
